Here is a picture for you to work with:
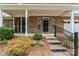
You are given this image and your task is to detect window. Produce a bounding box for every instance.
[14,17,25,34]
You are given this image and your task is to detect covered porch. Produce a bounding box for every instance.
[0,4,78,36]
[0,3,79,56]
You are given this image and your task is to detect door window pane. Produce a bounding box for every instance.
[22,17,25,26]
[14,17,25,34]
[22,27,25,33]
[15,27,19,33]
[15,17,20,26]
[22,17,25,33]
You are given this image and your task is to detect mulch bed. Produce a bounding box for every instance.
[0,44,6,51]
[1,36,79,56]
[28,38,53,56]
[0,44,6,55]
[0,37,53,56]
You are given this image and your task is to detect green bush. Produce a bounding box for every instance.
[69,34,74,42]
[33,33,43,40]
[0,39,8,44]
[38,41,46,46]
[0,27,14,40]
[64,36,79,48]
[64,36,67,47]
[31,40,46,46]
[31,40,38,46]
[64,36,74,49]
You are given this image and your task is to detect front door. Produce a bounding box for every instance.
[43,20,49,32]
[14,17,25,34]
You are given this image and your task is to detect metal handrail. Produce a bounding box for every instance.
[55,24,72,34]
[54,24,73,37]
[54,24,74,56]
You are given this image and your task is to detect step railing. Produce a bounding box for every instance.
[54,24,78,56]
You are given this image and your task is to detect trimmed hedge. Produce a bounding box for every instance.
[0,27,14,40]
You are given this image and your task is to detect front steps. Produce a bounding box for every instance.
[47,40,61,44]
[47,37,67,52]
[52,52,68,56]
[46,37,57,40]
[50,45,67,52]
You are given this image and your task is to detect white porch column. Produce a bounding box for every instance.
[0,10,3,27]
[71,9,74,33]
[25,9,28,35]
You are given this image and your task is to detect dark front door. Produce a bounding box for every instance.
[43,20,49,32]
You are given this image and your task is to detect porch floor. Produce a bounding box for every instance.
[14,33,54,37]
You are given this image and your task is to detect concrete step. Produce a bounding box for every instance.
[43,34,54,37]
[47,40,61,44]
[49,45,67,52]
[46,37,57,40]
[52,52,68,56]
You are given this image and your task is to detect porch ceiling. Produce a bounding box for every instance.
[1,3,79,16]
[3,10,69,16]
[0,3,79,10]
[3,10,25,17]
[28,10,66,16]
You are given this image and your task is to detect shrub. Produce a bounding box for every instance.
[64,36,74,48]
[31,40,38,46]
[38,41,46,46]
[33,33,43,40]
[31,40,46,46]
[69,34,74,42]
[69,42,74,49]
[8,38,32,45]
[64,36,67,47]
[0,39,8,44]
[4,38,32,56]
[0,27,14,40]
[64,36,79,48]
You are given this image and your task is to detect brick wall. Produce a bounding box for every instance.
[28,16,64,33]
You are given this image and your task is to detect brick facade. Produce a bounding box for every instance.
[4,16,72,34]
[28,16,64,33]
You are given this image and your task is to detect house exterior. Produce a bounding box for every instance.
[0,3,79,36]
